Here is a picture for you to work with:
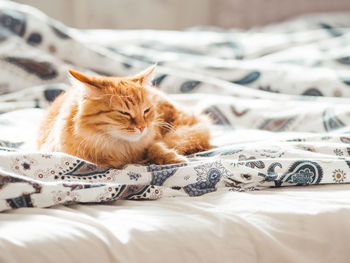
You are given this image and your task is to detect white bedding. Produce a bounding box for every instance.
[2,185,350,263]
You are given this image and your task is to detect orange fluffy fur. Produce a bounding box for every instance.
[37,65,212,168]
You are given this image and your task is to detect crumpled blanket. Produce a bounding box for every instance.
[1,0,350,212]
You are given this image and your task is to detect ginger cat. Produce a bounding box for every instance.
[37,65,212,168]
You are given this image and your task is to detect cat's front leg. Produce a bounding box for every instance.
[146,142,187,165]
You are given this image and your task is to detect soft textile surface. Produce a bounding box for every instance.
[1,1,350,212]
[2,185,350,263]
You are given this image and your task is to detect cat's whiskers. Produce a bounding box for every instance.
[155,122,174,132]
[153,119,175,132]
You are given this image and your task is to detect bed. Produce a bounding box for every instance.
[1,1,350,262]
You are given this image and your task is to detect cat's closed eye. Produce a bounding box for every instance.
[144,108,151,114]
[118,110,131,117]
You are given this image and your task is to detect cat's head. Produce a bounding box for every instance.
[68,65,157,142]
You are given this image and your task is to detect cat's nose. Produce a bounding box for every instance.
[137,126,145,133]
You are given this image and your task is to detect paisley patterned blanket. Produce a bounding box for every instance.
[1,1,350,212]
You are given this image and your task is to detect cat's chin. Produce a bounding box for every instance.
[108,128,147,142]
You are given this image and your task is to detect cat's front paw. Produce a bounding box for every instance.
[169,154,188,164]
[153,152,187,165]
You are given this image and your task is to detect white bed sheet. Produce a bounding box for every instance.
[1,184,350,263]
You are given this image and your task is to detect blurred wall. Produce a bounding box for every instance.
[213,0,350,28]
[13,0,350,29]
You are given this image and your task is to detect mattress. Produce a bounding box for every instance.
[1,1,350,262]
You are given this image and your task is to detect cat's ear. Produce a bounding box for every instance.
[130,64,156,86]
[68,69,103,97]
